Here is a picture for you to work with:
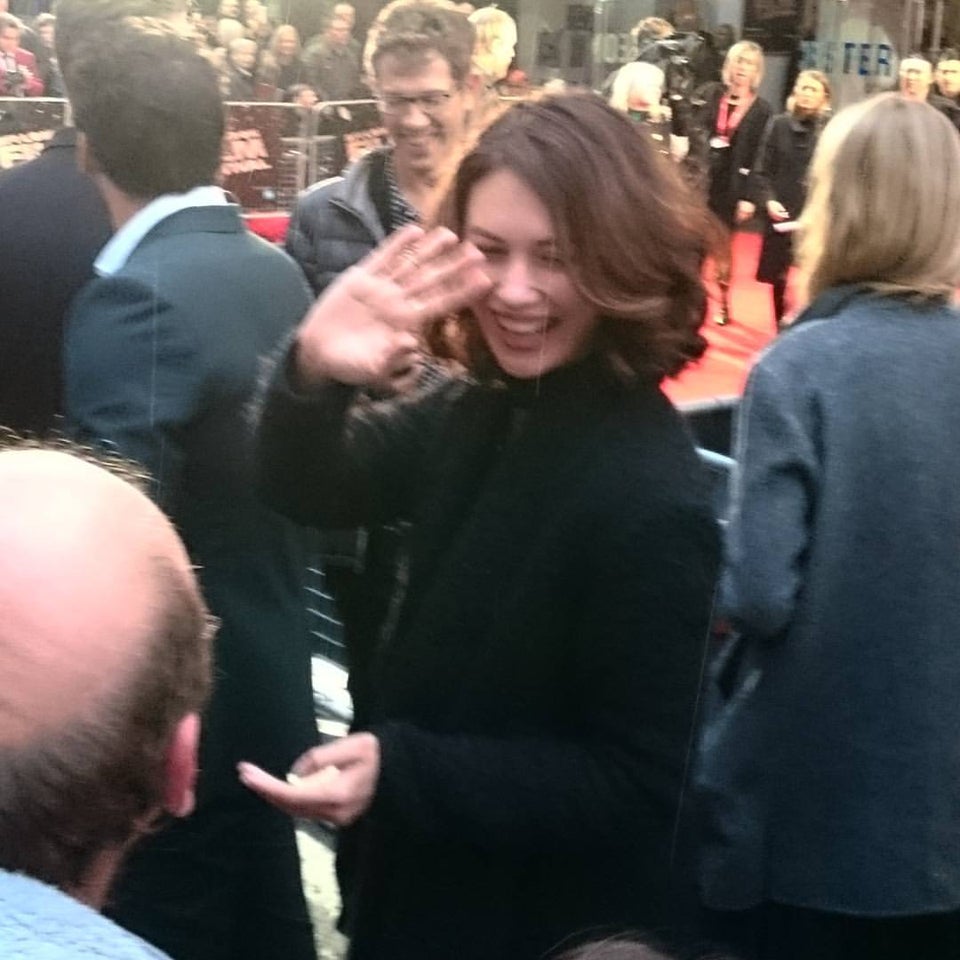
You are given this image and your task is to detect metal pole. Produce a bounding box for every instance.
[931,0,943,52]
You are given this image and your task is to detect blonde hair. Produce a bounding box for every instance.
[722,40,763,90]
[267,23,300,58]
[608,61,665,113]
[468,5,516,80]
[799,93,960,301]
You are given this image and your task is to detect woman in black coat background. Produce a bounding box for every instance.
[752,70,830,328]
[695,40,771,324]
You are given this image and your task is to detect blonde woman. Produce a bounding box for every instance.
[696,39,771,322]
[752,69,830,328]
[468,5,516,84]
[257,23,306,96]
[697,94,960,960]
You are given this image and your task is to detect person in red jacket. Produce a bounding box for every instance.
[0,14,44,95]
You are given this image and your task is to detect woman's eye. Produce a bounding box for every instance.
[536,253,565,269]
[475,246,506,261]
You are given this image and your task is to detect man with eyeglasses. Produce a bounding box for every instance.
[286,2,475,295]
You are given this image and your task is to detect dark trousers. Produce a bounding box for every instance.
[106,796,316,960]
[702,902,960,960]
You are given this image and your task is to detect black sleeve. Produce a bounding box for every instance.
[749,114,779,208]
[254,343,458,528]
[733,97,773,203]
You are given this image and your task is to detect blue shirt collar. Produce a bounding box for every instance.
[94,185,228,277]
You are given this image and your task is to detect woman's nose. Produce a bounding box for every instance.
[493,257,540,306]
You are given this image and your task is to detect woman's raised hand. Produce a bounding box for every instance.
[293,225,491,388]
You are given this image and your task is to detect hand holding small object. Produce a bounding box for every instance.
[238,732,381,826]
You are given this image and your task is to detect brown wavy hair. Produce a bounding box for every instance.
[428,92,713,382]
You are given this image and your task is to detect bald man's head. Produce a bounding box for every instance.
[0,446,212,898]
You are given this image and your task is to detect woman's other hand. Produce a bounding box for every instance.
[238,732,381,827]
[766,200,790,222]
[293,225,491,388]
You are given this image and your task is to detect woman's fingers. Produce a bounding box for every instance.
[236,762,336,819]
[362,223,426,277]
[238,733,381,826]
[386,227,462,286]
[290,732,378,776]
[401,246,492,326]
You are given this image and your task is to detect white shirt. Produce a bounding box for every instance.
[94,185,229,277]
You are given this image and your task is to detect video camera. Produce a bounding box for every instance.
[637,32,705,103]
[4,69,26,94]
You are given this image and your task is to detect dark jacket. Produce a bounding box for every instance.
[0,128,111,435]
[256,354,721,960]
[285,147,391,295]
[751,111,824,283]
[695,84,772,225]
[697,286,960,915]
[929,92,960,132]
[303,37,363,100]
[65,204,317,802]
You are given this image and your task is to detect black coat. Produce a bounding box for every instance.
[751,112,824,283]
[256,355,721,960]
[696,84,772,226]
[0,128,111,435]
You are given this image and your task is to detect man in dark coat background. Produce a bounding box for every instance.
[0,126,110,435]
[62,17,318,960]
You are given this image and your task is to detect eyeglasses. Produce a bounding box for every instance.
[377,91,456,115]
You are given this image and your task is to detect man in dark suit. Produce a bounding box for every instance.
[63,19,317,960]
[0,127,110,435]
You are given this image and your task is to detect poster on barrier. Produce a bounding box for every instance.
[220,102,289,211]
[221,100,388,211]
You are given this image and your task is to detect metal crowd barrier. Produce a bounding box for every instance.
[1,96,386,212]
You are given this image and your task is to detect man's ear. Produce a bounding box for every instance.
[75,130,99,177]
[162,712,201,819]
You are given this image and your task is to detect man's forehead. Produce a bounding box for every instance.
[938,60,960,72]
[901,58,931,73]
[375,50,455,89]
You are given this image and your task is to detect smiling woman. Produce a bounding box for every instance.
[250,92,721,960]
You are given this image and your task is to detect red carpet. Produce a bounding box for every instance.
[664,231,787,407]
[243,215,783,409]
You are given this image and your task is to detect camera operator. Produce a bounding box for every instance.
[629,18,714,167]
[0,13,44,96]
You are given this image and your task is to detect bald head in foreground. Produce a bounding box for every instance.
[0,446,213,959]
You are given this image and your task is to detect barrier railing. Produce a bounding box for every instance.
[1,97,387,212]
